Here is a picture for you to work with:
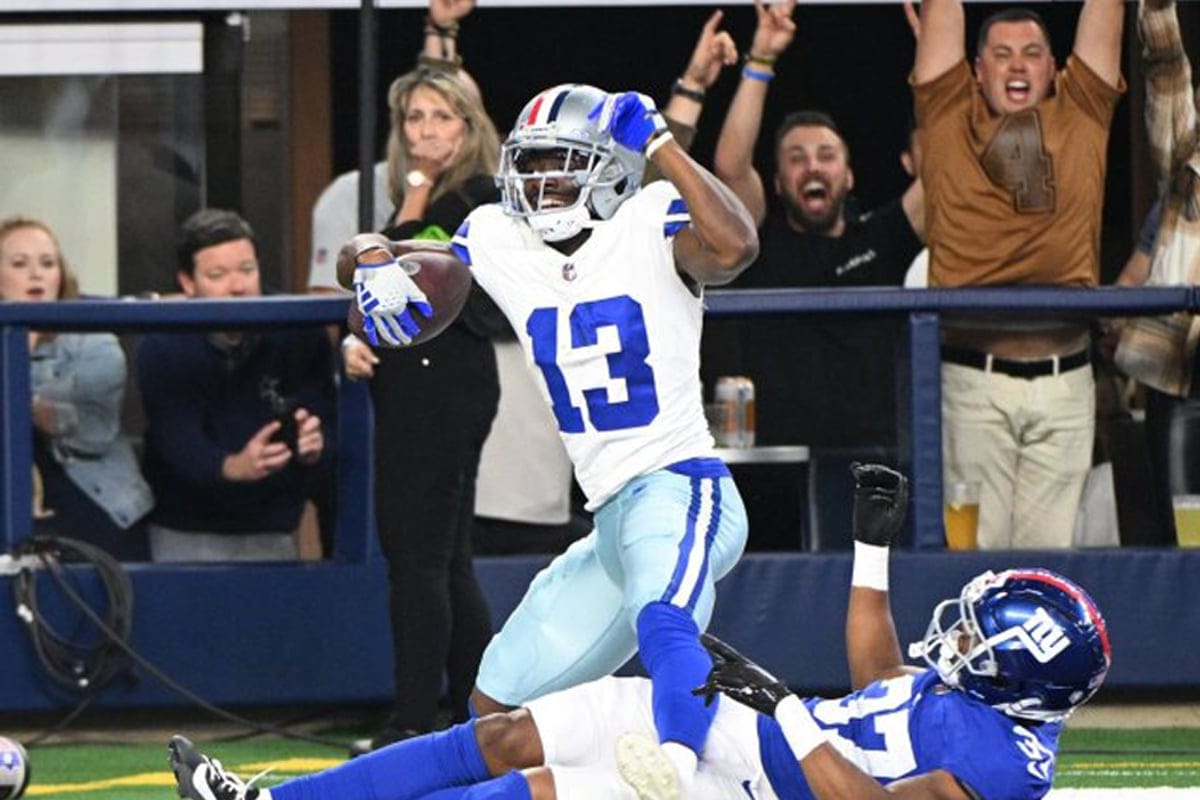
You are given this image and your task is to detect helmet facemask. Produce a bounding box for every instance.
[909,572,1001,693]
[497,84,644,243]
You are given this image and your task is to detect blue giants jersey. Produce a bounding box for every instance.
[453,181,714,509]
[758,670,1061,800]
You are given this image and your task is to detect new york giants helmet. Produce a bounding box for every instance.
[909,569,1111,722]
[497,84,643,242]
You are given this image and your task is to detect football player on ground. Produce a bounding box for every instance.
[170,464,1111,800]
[347,80,758,793]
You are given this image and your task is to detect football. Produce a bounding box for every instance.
[346,244,473,348]
[0,737,29,800]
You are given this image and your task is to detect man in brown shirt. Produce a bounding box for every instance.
[912,0,1125,548]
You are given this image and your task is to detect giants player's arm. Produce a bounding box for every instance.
[1074,0,1124,89]
[651,139,759,286]
[912,0,965,86]
[845,580,916,692]
[801,752,971,800]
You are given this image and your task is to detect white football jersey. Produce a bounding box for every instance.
[454,181,714,508]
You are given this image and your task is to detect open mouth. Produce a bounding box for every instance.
[1005,79,1031,106]
[25,287,46,299]
[800,180,830,211]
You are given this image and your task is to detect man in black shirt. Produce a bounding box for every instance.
[712,0,923,447]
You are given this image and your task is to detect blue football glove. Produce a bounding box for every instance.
[589,91,668,154]
[353,257,433,347]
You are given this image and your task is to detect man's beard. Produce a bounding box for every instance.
[785,191,846,234]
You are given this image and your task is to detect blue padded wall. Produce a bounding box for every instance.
[1,549,1196,712]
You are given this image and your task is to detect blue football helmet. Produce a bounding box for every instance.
[909,569,1111,722]
[497,84,643,242]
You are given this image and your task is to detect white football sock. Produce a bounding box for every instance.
[661,741,697,789]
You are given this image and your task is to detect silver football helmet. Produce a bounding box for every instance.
[498,84,644,242]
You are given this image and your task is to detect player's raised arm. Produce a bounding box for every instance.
[912,0,965,86]
[659,139,760,286]
[1073,0,1125,90]
[844,464,914,690]
[593,91,759,285]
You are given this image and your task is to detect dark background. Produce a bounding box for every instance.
[329,2,1137,281]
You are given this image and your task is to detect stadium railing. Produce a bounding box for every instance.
[2,286,1195,553]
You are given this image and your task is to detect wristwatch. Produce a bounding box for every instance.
[406,170,429,189]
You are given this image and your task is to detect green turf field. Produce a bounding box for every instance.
[18,726,1200,799]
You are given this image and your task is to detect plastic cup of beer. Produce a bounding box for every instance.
[944,480,981,550]
[1172,494,1200,547]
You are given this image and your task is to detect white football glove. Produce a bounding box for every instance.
[353,257,433,347]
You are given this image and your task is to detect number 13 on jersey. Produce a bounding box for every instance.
[526,295,660,433]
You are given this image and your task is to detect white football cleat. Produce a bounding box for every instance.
[616,732,680,800]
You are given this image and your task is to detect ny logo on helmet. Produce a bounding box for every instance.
[996,606,1070,663]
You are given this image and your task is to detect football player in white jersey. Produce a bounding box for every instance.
[347,82,759,790]
[170,464,1111,800]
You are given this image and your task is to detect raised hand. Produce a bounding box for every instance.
[428,0,475,27]
[850,463,909,547]
[590,91,668,154]
[683,10,739,91]
[750,0,798,60]
[353,250,434,347]
[692,632,793,716]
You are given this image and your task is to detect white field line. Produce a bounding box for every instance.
[1049,790,1198,798]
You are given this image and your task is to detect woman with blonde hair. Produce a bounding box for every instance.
[383,65,500,221]
[339,24,509,750]
[0,216,152,559]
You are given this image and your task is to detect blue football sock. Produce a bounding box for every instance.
[416,771,532,800]
[270,723,490,800]
[636,601,716,754]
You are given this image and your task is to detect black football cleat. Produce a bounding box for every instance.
[168,735,263,800]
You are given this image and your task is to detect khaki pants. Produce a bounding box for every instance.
[941,363,1094,549]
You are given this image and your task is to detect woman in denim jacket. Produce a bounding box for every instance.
[1,216,153,559]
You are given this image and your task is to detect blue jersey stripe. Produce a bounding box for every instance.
[451,219,473,265]
[663,220,687,237]
[451,240,472,266]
